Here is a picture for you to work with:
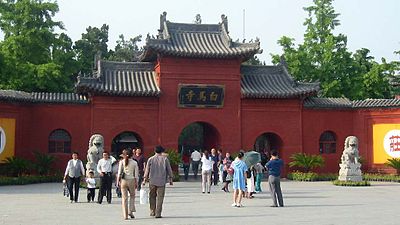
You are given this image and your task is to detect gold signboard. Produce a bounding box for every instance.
[178,84,225,108]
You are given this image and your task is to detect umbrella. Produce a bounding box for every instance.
[243,151,261,167]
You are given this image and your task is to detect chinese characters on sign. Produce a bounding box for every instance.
[178,84,225,108]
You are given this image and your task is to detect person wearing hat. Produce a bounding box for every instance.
[117,149,139,220]
[143,145,173,218]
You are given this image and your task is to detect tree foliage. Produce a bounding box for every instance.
[108,34,142,62]
[271,0,396,100]
[0,0,76,92]
[74,24,110,75]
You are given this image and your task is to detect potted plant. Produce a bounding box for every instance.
[385,158,400,175]
[289,153,325,173]
[164,149,182,181]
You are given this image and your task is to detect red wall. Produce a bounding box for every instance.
[90,95,159,157]
[0,102,91,172]
[302,108,354,173]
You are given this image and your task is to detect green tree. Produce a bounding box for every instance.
[108,34,142,62]
[288,153,325,173]
[74,24,110,75]
[0,0,76,92]
[271,0,393,100]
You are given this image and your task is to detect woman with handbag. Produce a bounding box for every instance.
[117,149,139,220]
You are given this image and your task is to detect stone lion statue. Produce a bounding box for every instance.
[86,134,104,175]
[341,136,359,164]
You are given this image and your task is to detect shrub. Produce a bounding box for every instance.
[384,158,400,175]
[289,153,325,172]
[0,174,62,186]
[33,151,56,175]
[332,180,370,186]
[363,173,400,182]
[287,171,337,181]
[2,156,31,177]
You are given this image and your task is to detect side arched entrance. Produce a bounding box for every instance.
[254,132,283,165]
[111,131,143,157]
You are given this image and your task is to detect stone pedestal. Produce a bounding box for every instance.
[338,163,362,182]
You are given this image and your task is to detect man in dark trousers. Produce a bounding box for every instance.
[143,146,173,218]
[63,152,85,203]
[266,149,284,207]
[97,151,116,204]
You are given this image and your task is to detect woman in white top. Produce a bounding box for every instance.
[201,150,214,194]
[117,149,139,220]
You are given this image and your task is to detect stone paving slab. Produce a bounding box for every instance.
[0,180,399,225]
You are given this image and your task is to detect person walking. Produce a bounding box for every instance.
[222,152,233,192]
[200,150,213,194]
[266,149,284,207]
[63,152,85,203]
[117,149,139,220]
[254,162,265,193]
[231,152,247,207]
[191,149,201,179]
[181,149,191,181]
[210,148,219,185]
[85,171,96,202]
[97,151,116,204]
[132,148,146,191]
[143,145,173,218]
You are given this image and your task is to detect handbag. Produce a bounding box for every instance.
[120,171,125,179]
[227,166,234,175]
[63,183,69,197]
[140,188,148,204]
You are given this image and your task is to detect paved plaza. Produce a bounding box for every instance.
[0,180,399,225]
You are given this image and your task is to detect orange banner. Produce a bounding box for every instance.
[0,118,16,162]
[373,124,400,164]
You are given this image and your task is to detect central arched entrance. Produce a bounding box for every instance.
[111,131,143,157]
[178,122,220,153]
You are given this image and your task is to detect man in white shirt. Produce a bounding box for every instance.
[191,149,201,179]
[97,151,116,204]
[63,152,85,203]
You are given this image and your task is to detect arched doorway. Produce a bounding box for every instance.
[111,131,143,157]
[254,132,283,164]
[178,122,220,153]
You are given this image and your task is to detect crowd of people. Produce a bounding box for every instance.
[63,146,284,220]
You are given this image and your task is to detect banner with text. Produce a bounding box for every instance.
[0,118,16,162]
[373,124,400,164]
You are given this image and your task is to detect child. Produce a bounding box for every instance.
[85,171,96,202]
[246,166,255,199]
[254,162,265,193]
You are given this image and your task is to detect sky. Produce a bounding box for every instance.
[53,0,399,64]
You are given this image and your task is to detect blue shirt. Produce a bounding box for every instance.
[266,159,283,177]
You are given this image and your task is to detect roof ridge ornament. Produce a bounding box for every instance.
[221,14,228,33]
[194,14,202,24]
[158,12,168,39]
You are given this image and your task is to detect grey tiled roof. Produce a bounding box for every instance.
[353,99,400,108]
[0,90,88,104]
[304,97,400,109]
[240,65,320,98]
[76,60,161,97]
[141,13,261,61]
[303,97,353,108]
